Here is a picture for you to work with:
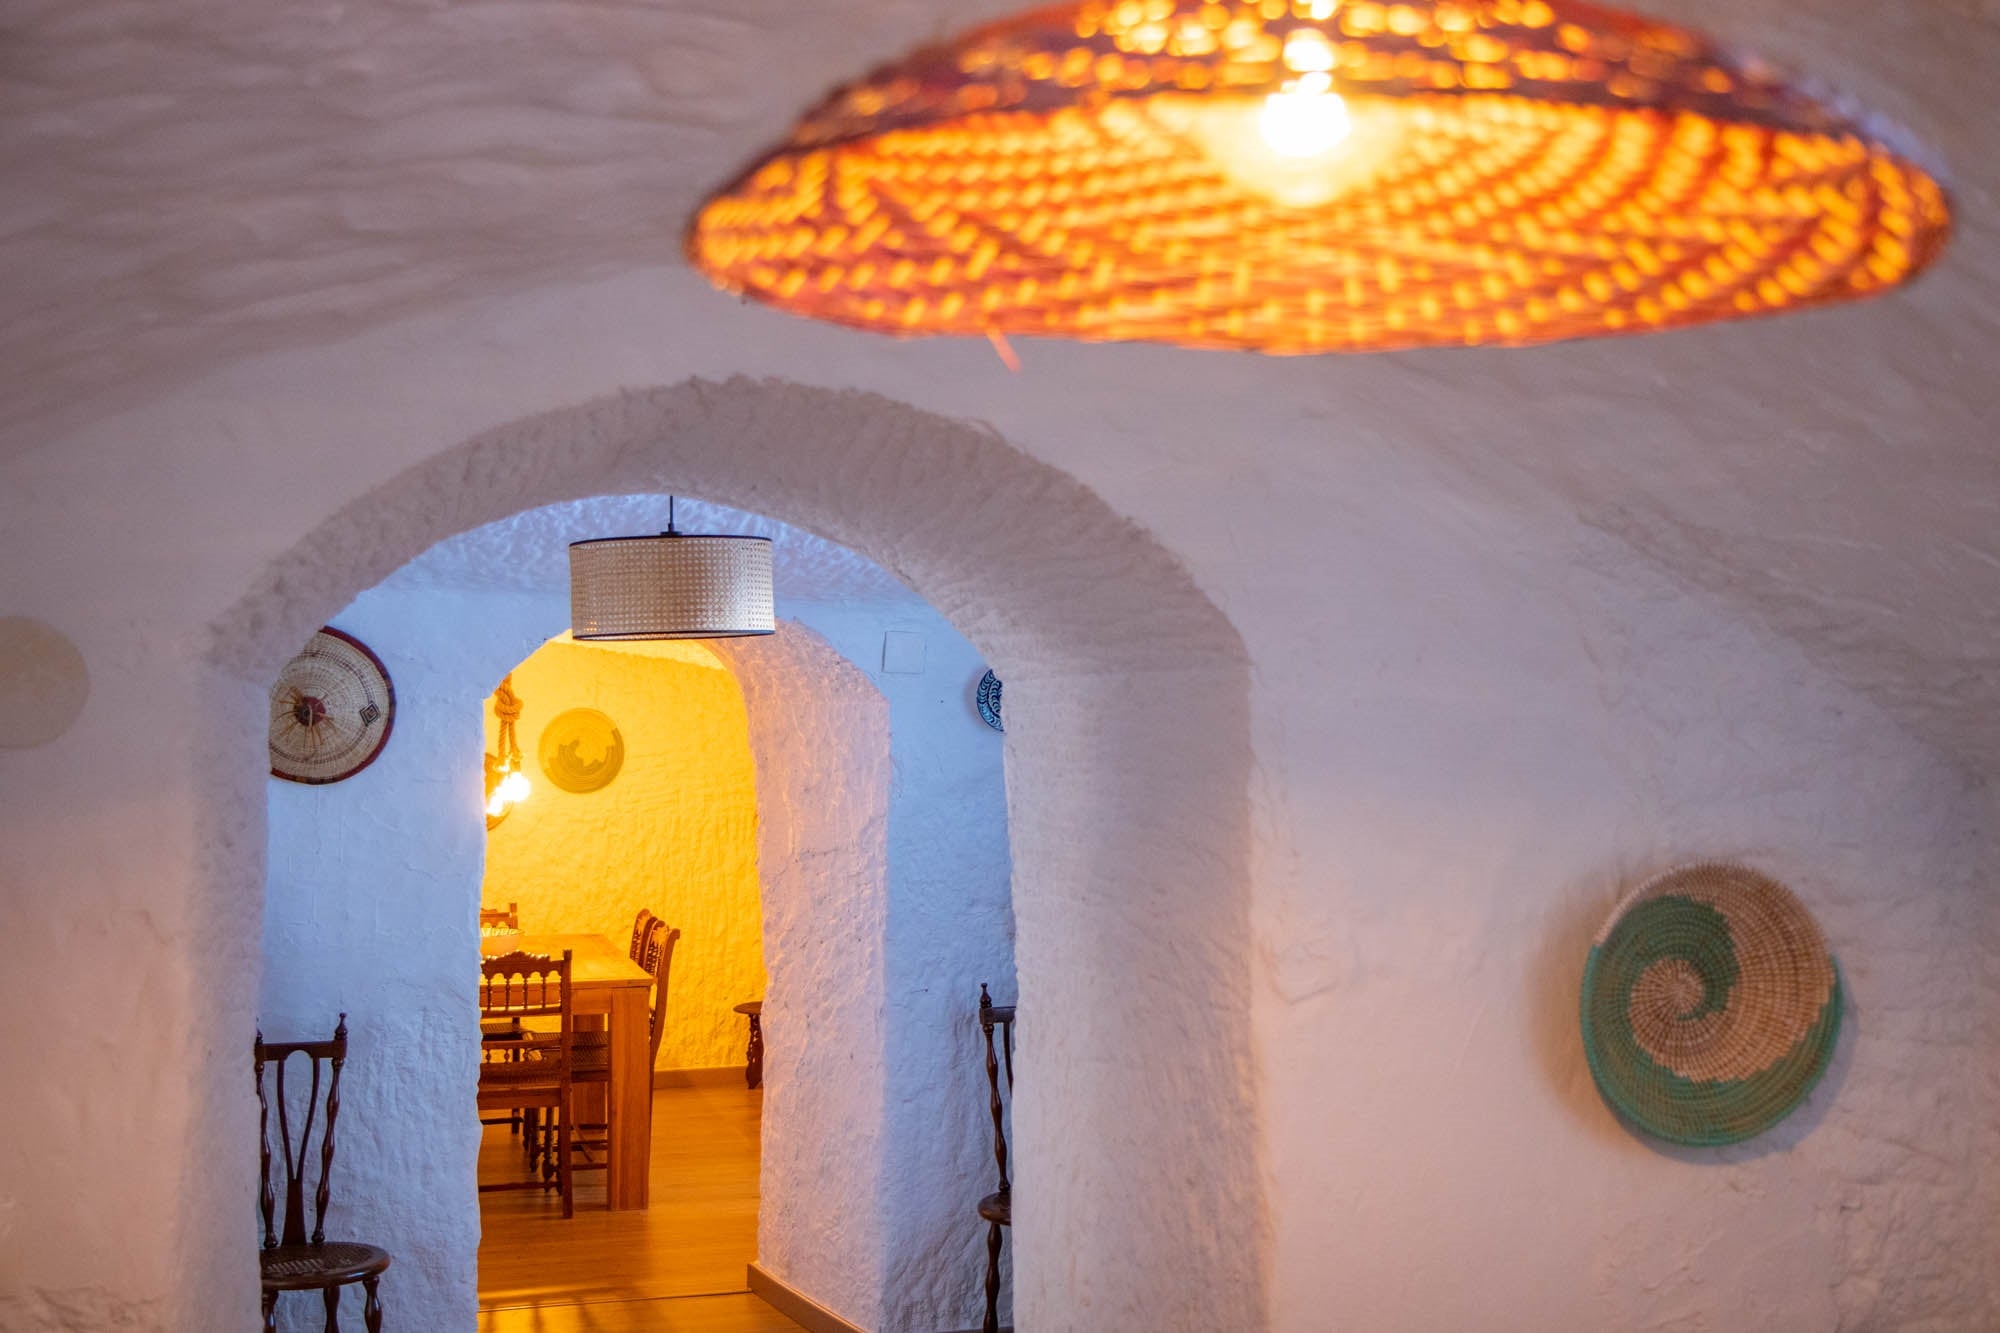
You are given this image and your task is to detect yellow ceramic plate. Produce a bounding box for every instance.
[537,707,624,794]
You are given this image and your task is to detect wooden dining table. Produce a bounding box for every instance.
[481,932,654,1210]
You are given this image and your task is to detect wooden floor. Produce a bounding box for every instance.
[479,1081,802,1333]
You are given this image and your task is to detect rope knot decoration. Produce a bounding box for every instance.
[485,674,530,828]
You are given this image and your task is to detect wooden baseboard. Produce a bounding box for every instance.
[654,1066,751,1089]
[746,1262,871,1333]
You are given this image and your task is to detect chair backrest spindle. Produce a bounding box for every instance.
[253,1014,350,1251]
[979,984,1016,1200]
[644,925,681,1067]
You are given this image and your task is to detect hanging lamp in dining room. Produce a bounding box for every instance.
[569,498,776,640]
[687,0,1949,353]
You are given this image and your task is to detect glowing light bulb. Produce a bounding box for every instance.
[500,770,531,803]
[486,790,510,818]
[1259,73,1351,159]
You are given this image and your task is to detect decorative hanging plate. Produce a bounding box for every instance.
[976,670,1004,732]
[1580,862,1841,1147]
[269,627,396,785]
[538,708,625,794]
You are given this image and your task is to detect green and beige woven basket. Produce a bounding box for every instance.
[1580,863,1842,1147]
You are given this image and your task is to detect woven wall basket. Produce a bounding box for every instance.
[268,627,396,785]
[1580,862,1841,1147]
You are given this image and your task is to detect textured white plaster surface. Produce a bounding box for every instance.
[259,588,518,1331]
[738,605,1018,1332]
[1,0,1998,782]
[1250,501,2000,1331]
[0,261,1995,1333]
[719,626,894,1330]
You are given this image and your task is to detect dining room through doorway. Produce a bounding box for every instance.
[258,481,1020,1332]
[474,631,776,1322]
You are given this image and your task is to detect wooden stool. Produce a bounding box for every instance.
[733,1001,763,1089]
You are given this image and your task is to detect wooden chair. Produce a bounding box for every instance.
[256,1014,391,1333]
[478,951,576,1218]
[573,922,680,1180]
[976,984,1016,1333]
[626,906,658,963]
[477,900,529,1131]
[509,913,662,1181]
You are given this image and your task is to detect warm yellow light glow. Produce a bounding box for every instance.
[481,632,767,1072]
[1259,74,1352,158]
[688,0,1952,354]
[485,673,530,826]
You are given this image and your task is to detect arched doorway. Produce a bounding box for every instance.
[204,377,1260,1330]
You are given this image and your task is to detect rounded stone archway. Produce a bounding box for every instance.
[200,376,1259,1331]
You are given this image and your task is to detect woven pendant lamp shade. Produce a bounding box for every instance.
[1580,862,1842,1147]
[570,533,775,640]
[689,0,1949,353]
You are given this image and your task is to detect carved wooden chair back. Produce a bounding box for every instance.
[478,951,576,1216]
[253,1014,391,1332]
[478,950,573,1067]
[643,924,681,1068]
[255,1014,351,1251]
[480,901,520,931]
[627,908,659,964]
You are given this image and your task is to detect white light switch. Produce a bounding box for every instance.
[881,631,926,675]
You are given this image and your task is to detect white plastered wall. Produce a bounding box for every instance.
[0,272,1996,1333]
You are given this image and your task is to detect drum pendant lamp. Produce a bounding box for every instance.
[569,498,776,641]
[688,0,1949,354]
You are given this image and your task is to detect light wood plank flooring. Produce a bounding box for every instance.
[479,1082,801,1333]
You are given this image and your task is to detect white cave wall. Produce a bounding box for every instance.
[1251,510,2000,1331]
[743,603,1018,1331]
[0,268,1996,1332]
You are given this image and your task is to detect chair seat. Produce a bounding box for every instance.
[977,1190,1010,1226]
[260,1241,392,1291]
[478,1050,562,1083]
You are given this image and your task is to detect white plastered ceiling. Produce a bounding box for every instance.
[3,0,1998,773]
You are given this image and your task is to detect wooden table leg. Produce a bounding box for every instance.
[606,985,652,1209]
[573,1014,608,1126]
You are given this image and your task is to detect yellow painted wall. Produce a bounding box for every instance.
[482,633,764,1071]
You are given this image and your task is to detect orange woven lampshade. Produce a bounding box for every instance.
[688,0,1949,353]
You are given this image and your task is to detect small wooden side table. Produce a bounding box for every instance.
[733,1001,764,1089]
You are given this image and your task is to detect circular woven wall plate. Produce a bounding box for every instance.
[538,708,625,794]
[1580,862,1841,1146]
[269,627,396,785]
